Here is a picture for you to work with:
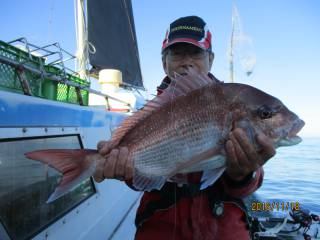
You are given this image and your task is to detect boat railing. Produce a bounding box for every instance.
[7,38,81,80]
[0,38,133,109]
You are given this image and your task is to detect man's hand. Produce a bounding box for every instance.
[225,128,276,182]
[93,141,133,182]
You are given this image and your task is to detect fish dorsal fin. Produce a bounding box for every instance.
[111,96,169,144]
[111,70,214,144]
[166,68,214,98]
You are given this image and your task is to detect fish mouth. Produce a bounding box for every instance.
[277,119,305,147]
[288,119,305,138]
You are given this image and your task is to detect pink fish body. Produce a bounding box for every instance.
[25,71,304,202]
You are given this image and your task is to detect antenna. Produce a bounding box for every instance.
[75,0,88,80]
[229,2,256,83]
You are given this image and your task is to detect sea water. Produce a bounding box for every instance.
[253,137,320,215]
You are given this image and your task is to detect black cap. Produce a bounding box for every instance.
[162,16,212,52]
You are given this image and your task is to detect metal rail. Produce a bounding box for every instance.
[0,54,133,109]
[7,38,82,79]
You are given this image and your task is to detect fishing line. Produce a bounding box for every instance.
[170,72,195,141]
[169,75,179,240]
[172,184,177,240]
[167,72,190,239]
[197,193,204,229]
[169,74,178,116]
[46,0,56,43]
[230,85,247,104]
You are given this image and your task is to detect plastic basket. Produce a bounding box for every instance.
[0,40,44,96]
[0,40,90,106]
[44,65,90,105]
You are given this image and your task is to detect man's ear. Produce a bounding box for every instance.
[162,56,168,75]
[208,52,214,70]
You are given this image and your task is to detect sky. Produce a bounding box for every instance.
[1,0,319,137]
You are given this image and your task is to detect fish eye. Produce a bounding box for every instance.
[256,105,275,119]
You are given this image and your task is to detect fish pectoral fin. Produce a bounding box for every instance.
[168,146,222,177]
[200,167,226,190]
[133,171,167,192]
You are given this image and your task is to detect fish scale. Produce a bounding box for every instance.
[123,87,226,184]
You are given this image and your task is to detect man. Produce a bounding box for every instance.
[94,16,275,240]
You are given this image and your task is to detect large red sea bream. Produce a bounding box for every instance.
[25,69,305,202]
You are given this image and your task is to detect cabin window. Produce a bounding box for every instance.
[0,135,96,240]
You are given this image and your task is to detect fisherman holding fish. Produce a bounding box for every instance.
[95,16,276,240]
[26,15,305,240]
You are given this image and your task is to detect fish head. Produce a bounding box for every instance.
[225,83,305,147]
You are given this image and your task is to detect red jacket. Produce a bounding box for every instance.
[127,75,264,240]
[132,169,263,240]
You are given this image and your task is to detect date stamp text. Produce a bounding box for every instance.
[251,201,300,212]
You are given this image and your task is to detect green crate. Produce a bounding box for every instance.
[0,40,45,65]
[44,65,90,106]
[0,40,44,96]
[0,40,90,106]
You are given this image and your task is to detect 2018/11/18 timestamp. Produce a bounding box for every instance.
[251,201,300,212]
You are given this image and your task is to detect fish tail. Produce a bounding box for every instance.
[25,149,98,203]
